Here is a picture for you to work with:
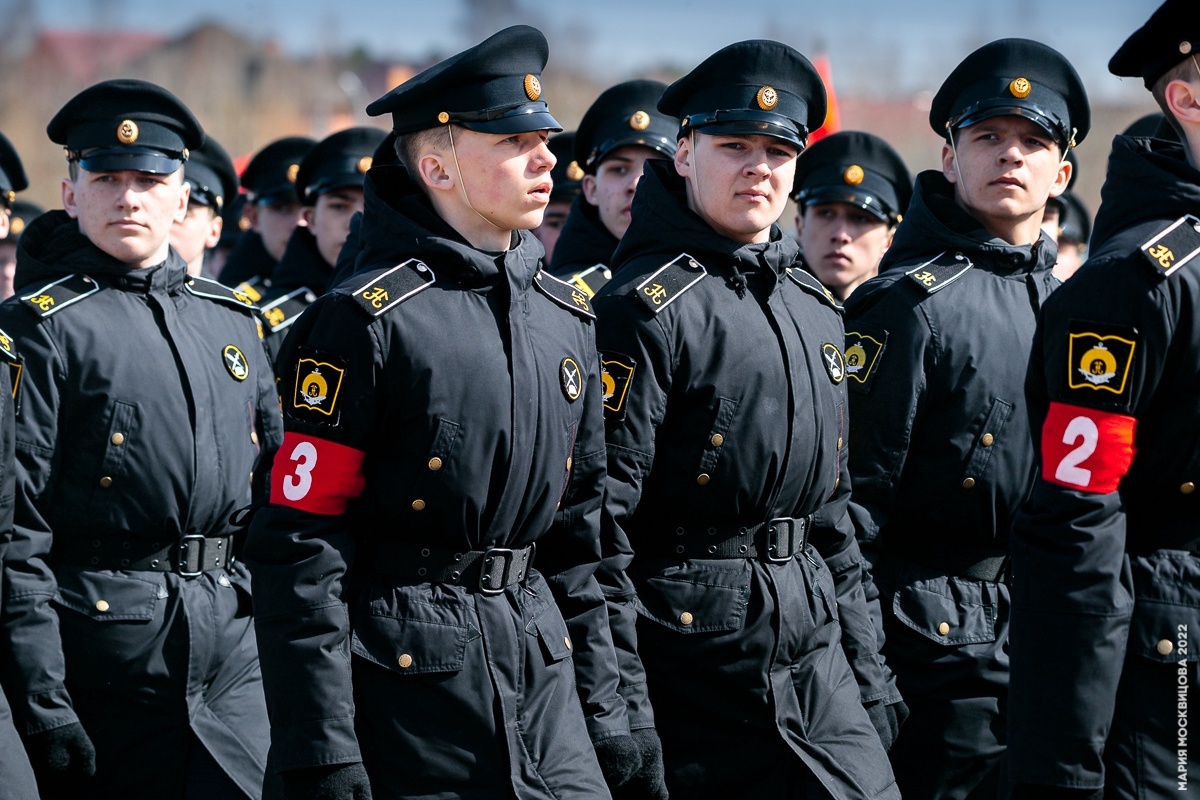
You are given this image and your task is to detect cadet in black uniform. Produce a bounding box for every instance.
[170,134,238,278]
[245,26,636,800]
[0,79,283,799]
[842,40,1089,800]
[257,126,383,368]
[594,40,901,800]
[791,131,912,301]
[0,134,30,302]
[220,136,315,296]
[549,80,676,296]
[1010,2,1200,796]
[530,130,581,265]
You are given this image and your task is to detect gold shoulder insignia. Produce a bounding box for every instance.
[786,267,842,310]
[1140,215,1200,279]
[19,274,100,318]
[234,277,266,303]
[904,251,973,294]
[0,327,20,402]
[534,270,596,319]
[260,287,317,333]
[0,326,18,363]
[569,263,612,299]
[185,277,260,312]
[349,259,435,318]
[636,253,707,314]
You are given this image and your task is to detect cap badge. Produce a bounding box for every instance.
[238,216,252,232]
[756,86,779,111]
[4,190,14,204]
[117,120,139,145]
[566,161,585,181]
[357,156,373,173]
[524,74,542,101]
[630,110,651,131]
[843,165,865,186]
[286,163,299,183]
[1182,41,1194,55]
[1009,77,1032,99]
[10,216,24,235]
[437,111,450,124]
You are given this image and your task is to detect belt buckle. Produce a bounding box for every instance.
[764,518,798,563]
[478,547,516,596]
[176,534,206,578]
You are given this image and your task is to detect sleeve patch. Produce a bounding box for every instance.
[844,323,888,394]
[287,348,349,425]
[904,251,973,294]
[350,259,434,317]
[1064,320,1137,410]
[1040,401,1136,493]
[1141,215,1200,278]
[636,253,707,314]
[20,274,101,317]
[533,270,595,319]
[270,431,366,515]
[599,352,636,421]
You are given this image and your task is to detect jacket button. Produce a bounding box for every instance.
[982,433,994,446]
[428,457,443,471]
[696,474,710,486]
[397,654,413,668]
[679,612,694,626]
[411,499,426,511]
[566,457,573,471]
[937,622,950,635]
[1182,482,1195,495]
[99,476,113,489]
[250,431,259,445]
[1158,639,1174,656]
[710,434,724,447]
[95,600,110,612]
[962,477,976,489]
[837,437,843,449]
[111,432,125,445]
[564,637,572,650]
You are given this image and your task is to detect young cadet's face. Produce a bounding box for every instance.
[170,201,221,276]
[530,198,571,262]
[304,188,364,267]
[451,128,556,236]
[248,199,305,261]
[676,132,799,244]
[797,202,894,301]
[63,167,188,269]
[942,116,1070,238]
[582,145,659,240]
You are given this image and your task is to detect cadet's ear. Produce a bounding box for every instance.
[674,136,693,178]
[300,206,317,228]
[940,143,957,185]
[174,181,190,224]
[62,178,79,219]
[1047,154,1072,199]
[581,173,598,205]
[1164,78,1200,126]
[416,151,453,194]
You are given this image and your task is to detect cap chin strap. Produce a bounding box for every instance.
[688,129,705,221]
[446,124,505,237]
[947,125,972,212]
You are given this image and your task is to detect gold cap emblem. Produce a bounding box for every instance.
[357,156,373,173]
[630,110,650,131]
[1009,77,1032,99]
[437,111,450,124]
[1182,41,1194,55]
[756,86,779,111]
[524,74,542,101]
[4,190,14,204]
[286,163,299,183]
[117,119,139,144]
[843,165,865,186]
[238,216,252,232]
[10,216,24,235]
[566,161,584,181]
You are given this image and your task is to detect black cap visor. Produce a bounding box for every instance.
[589,134,676,170]
[797,187,892,222]
[950,100,1071,148]
[453,103,562,135]
[684,110,808,150]
[78,147,186,175]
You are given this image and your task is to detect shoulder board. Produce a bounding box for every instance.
[349,259,435,318]
[1140,215,1200,279]
[785,267,842,310]
[534,271,595,319]
[0,326,18,363]
[233,276,268,304]
[186,277,260,311]
[19,274,101,318]
[260,287,317,333]
[635,253,707,314]
[568,263,612,299]
[904,251,973,294]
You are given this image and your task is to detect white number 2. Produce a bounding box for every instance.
[283,441,318,500]
[1054,415,1098,487]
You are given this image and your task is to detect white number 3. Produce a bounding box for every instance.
[1054,415,1098,487]
[283,441,318,500]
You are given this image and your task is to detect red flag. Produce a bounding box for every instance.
[810,54,840,144]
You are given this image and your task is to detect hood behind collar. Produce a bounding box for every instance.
[1090,135,1200,254]
[548,195,618,275]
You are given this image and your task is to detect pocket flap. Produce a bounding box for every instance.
[533,609,574,663]
[352,613,474,675]
[634,559,750,634]
[891,573,997,646]
[53,569,161,622]
[1130,600,1200,664]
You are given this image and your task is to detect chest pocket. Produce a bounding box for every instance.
[695,397,739,479]
[633,558,751,634]
[890,564,999,646]
[961,397,1013,485]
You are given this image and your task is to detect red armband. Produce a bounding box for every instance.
[270,431,367,515]
[1040,401,1137,493]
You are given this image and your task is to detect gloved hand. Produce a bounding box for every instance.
[864,698,909,751]
[614,727,668,800]
[1012,783,1103,800]
[281,763,373,800]
[594,733,642,789]
[25,721,96,795]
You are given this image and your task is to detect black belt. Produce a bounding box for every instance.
[643,516,812,562]
[366,542,536,596]
[54,534,235,577]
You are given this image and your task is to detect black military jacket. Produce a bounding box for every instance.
[244,166,628,783]
[548,196,619,296]
[219,229,276,294]
[844,171,1059,553]
[257,227,330,369]
[1009,136,1200,788]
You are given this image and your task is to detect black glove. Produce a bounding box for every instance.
[614,727,668,800]
[1012,784,1104,800]
[25,721,97,795]
[594,733,642,790]
[281,763,372,800]
[864,699,908,752]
